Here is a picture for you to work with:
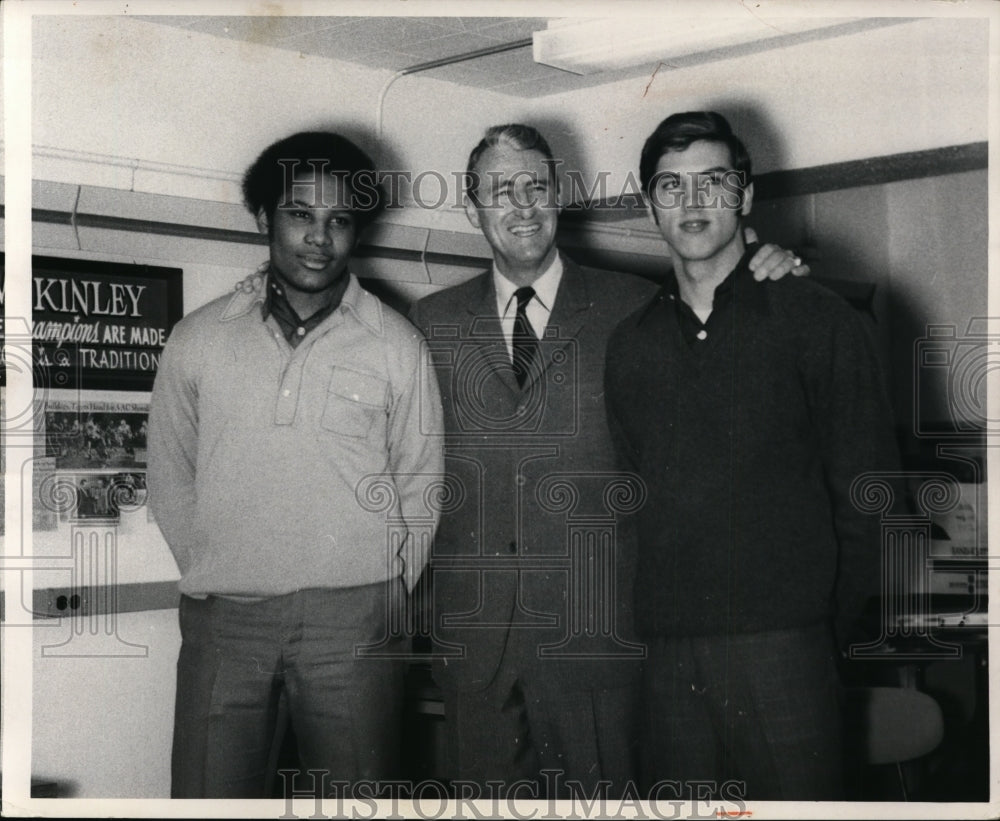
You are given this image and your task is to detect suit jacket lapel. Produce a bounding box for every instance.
[521,256,589,391]
[462,258,592,395]
[465,272,521,395]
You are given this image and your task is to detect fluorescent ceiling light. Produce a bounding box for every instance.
[533,16,855,75]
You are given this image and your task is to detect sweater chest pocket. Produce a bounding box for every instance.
[321,368,388,439]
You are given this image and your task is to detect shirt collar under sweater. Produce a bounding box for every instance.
[260,268,347,347]
[637,243,768,342]
[220,269,384,338]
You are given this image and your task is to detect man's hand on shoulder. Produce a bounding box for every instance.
[234,260,270,294]
[744,227,810,281]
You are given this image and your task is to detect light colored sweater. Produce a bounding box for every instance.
[148,273,444,597]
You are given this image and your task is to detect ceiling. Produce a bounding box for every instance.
[140,16,578,97]
[137,15,906,99]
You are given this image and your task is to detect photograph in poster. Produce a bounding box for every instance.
[46,471,148,524]
[41,401,148,471]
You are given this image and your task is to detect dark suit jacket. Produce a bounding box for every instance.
[410,256,658,692]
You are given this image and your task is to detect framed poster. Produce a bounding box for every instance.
[0,253,183,392]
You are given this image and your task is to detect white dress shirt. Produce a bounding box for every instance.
[492,255,564,360]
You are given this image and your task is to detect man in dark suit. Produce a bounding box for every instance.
[409,123,806,798]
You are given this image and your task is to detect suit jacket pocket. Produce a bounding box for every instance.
[321,367,388,438]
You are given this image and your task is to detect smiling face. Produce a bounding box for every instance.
[465,145,560,285]
[647,139,753,277]
[258,173,359,311]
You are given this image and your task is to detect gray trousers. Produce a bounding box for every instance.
[171,584,406,798]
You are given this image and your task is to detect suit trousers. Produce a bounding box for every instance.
[441,647,639,798]
[171,584,406,798]
[639,624,844,801]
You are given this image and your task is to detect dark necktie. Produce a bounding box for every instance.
[512,286,540,389]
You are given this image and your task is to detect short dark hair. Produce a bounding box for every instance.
[242,131,384,229]
[639,111,752,199]
[465,124,557,204]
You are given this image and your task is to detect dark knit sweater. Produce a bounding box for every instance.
[604,247,898,646]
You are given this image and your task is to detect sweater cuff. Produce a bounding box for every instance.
[399,533,429,593]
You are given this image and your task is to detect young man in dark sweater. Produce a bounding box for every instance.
[604,112,899,801]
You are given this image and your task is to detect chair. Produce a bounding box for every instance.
[846,686,945,800]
